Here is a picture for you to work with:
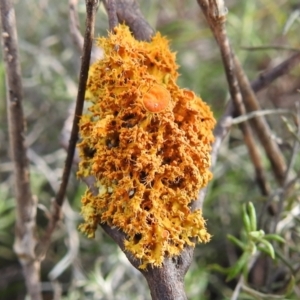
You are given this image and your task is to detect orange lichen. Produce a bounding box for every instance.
[142,84,171,112]
[77,24,216,269]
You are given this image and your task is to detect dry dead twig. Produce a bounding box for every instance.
[197,0,270,196]
[37,0,99,260]
[69,0,84,52]
[211,52,300,173]
[234,54,287,185]
[251,51,300,92]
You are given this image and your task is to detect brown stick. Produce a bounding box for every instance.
[211,52,300,175]
[234,54,287,185]
[56,0,99,209]
[37,0,99,259]
[251,52,300,92]
[197,0,270,197]
[69,0,83,52]
[0,0,41,299]
[102,0,154,41]
[199,51,300,208]
[106,0,118,31]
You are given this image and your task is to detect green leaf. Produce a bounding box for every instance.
[284,275,295,297]
[247,202,257,232]
[242,204,251,233]
[227,234,246,250]
[208,264,230,275]
[264,234,285,243]
[249,241,257,255]
[226,252,250,281]
[258,239,275,259]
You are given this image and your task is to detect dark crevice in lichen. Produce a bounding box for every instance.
[133,233,142,244]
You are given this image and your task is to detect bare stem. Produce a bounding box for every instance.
[106,0,118,31]
[0,0,41,299]
[211,52,300,173]
[101,223,191,300]
[234,54,287,185]
[57,0,99,209]
[102,0,154,41]
[271,103,300,233]
[251,52,300,92]
[37,0,99,258]
[197,0,269,196]
[69,0,83,52]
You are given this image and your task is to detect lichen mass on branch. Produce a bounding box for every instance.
[77,24,215,269]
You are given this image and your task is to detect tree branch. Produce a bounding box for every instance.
[69,0,83,53]
[197,4,300,197]
[106,0,118,31]
[197,0,270,197]
[210,52,300,174]
[37,0,99,259]
[102,0,154,41]
[234,54,287,185]
[68,0,103,63]
[0,0,41,299]
[101,223,192,300]
[251,52,300,92]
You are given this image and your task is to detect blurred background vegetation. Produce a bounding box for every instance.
[0,0,300,299]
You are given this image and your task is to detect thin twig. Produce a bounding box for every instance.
[231,108,293,125]
[234,54,287,185]
[0,0,41,299]
[242,45,300,52]
[69,0,83,52]
[242,284,287,299]
[196,102,234,207]
[37,0,99,259]
[210,51,300,173]
[212,102,234,165]
[197,0,270,196]
[106,0,118,31]
[69,0,103,62]
[28,149,81,287]
[57,0,99,209]
[231,275,244,300]
[251,52,300,92]
[272,103,300,233]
